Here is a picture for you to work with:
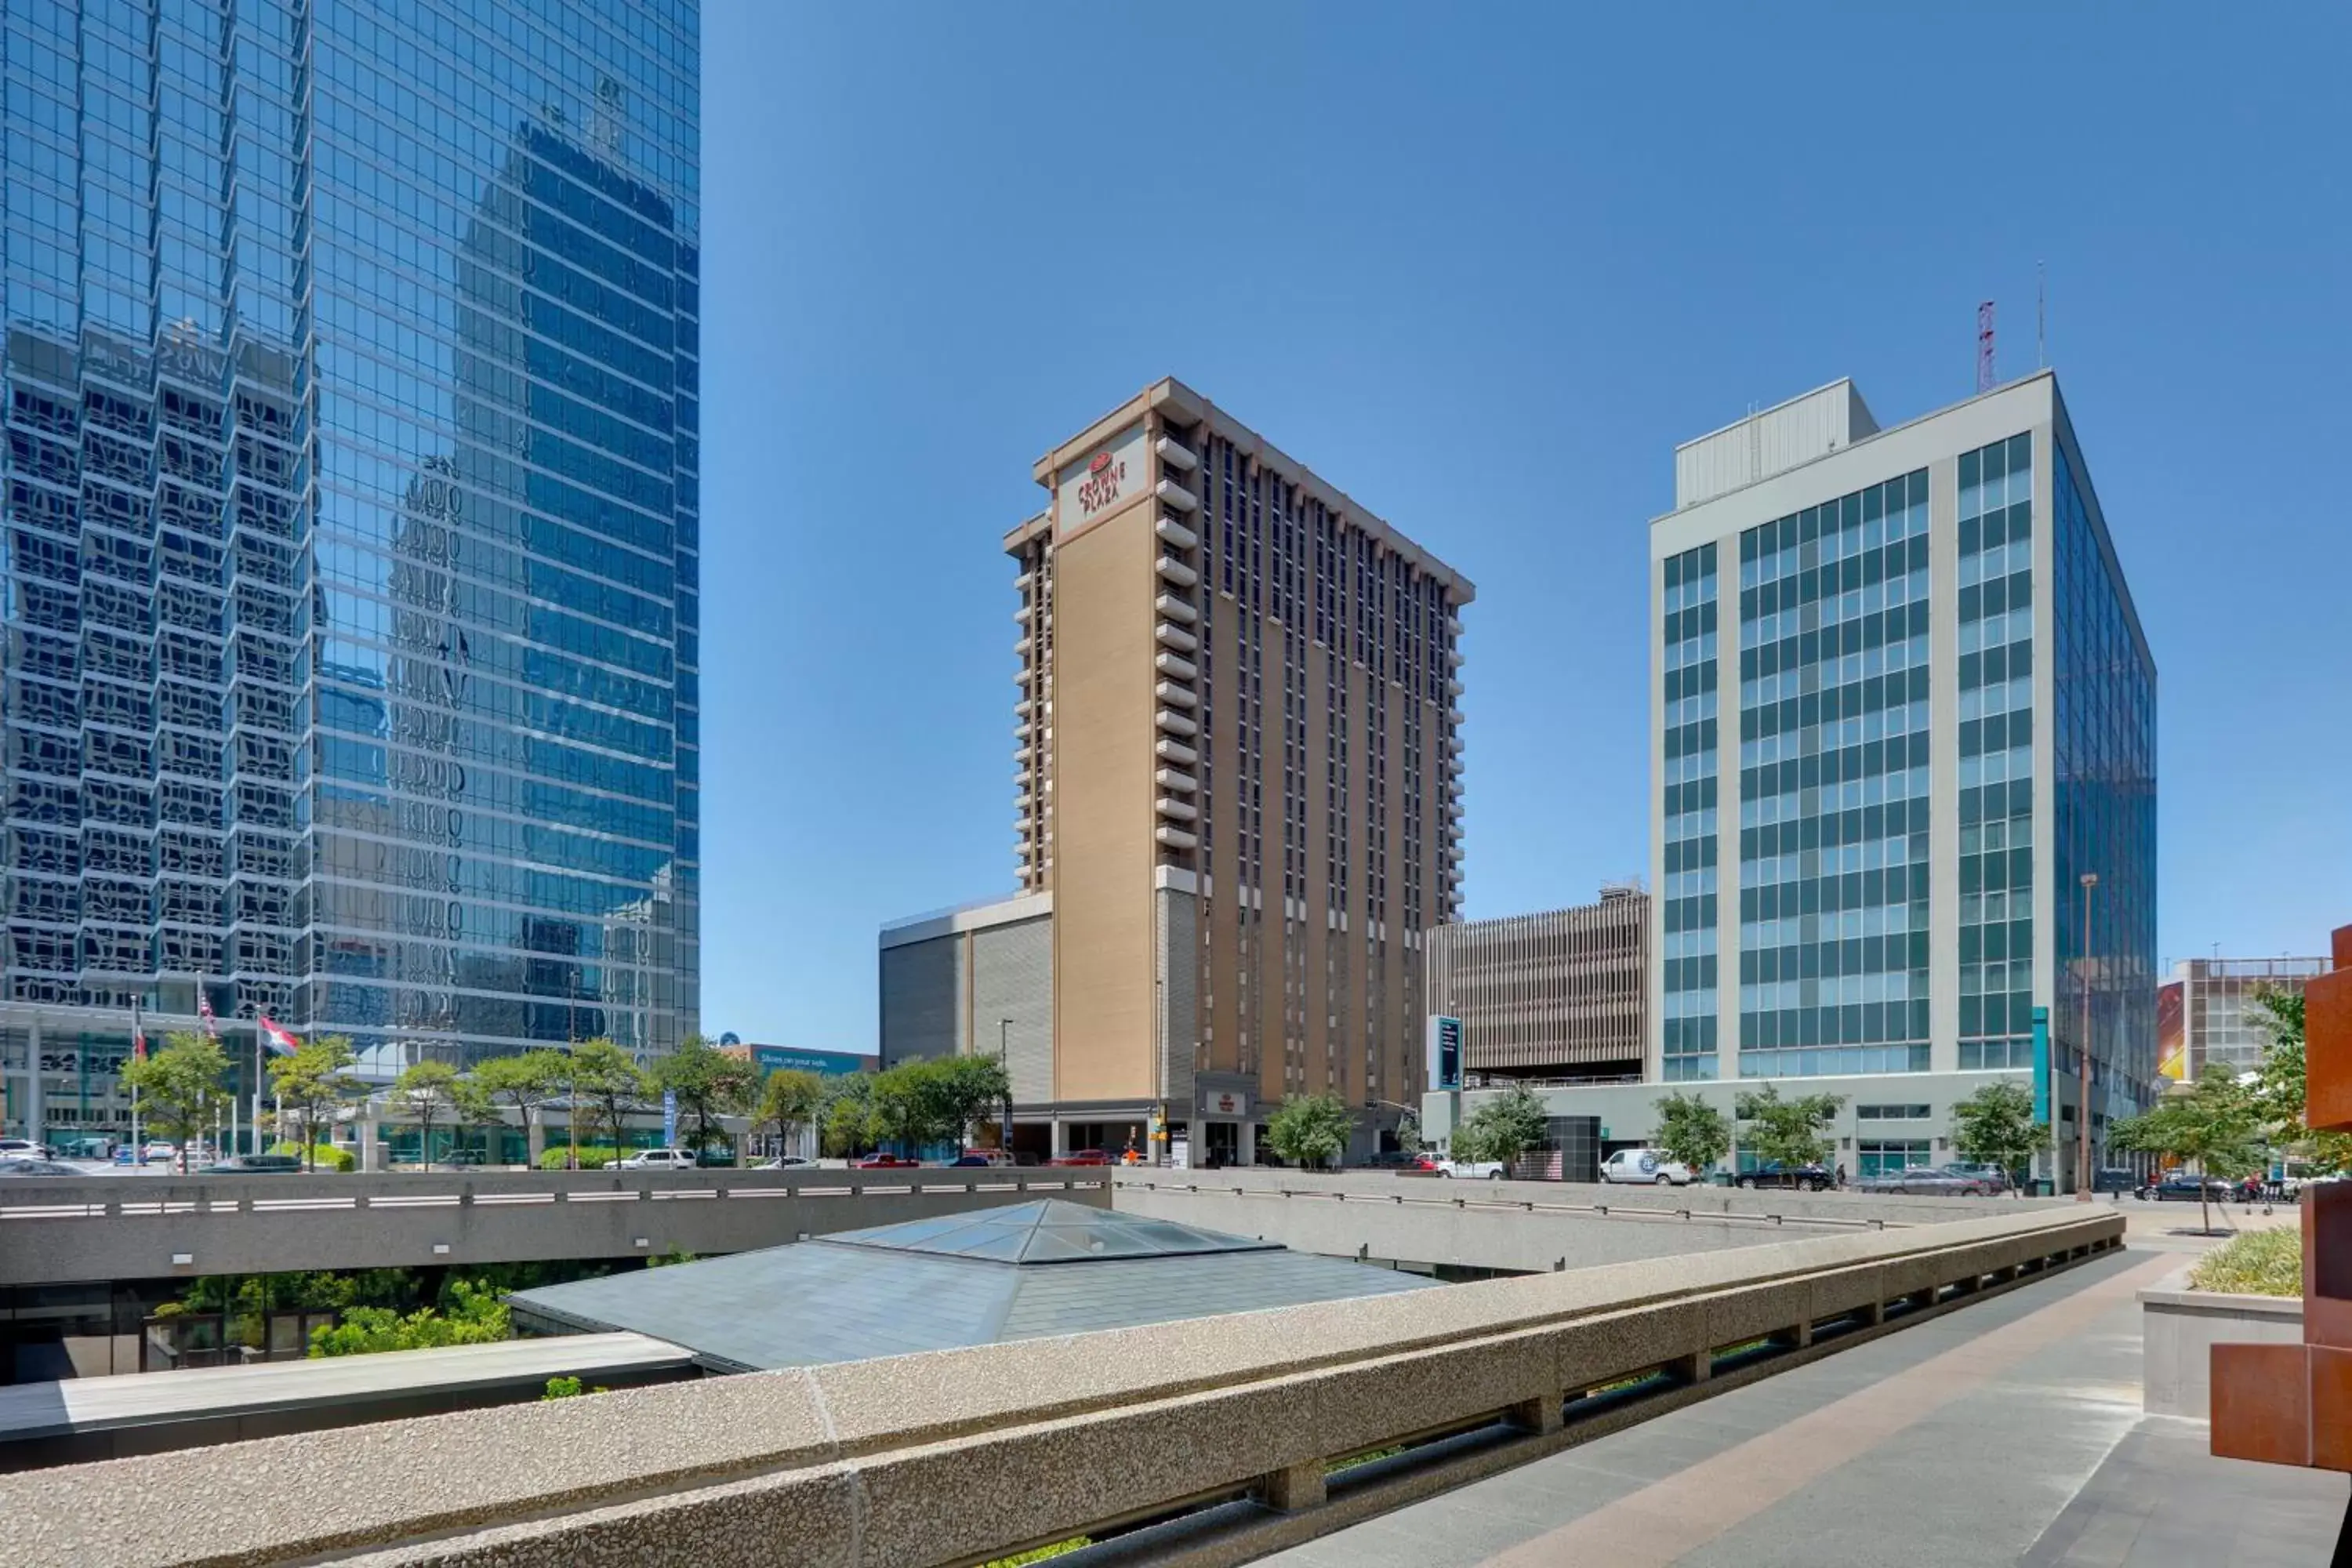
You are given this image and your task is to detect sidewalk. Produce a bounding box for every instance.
[1260,1243,2347,1567]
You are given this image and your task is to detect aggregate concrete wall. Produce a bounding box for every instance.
[2140,1269,2303,1418]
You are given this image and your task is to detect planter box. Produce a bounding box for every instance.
[2140,1269,2303,1418]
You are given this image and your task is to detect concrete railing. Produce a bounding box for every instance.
[9,1205,2124,1568]
[0,1170,1110,1286]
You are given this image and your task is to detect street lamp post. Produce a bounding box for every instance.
[998,1018,1014,1153]
[2078,872,2098,1203]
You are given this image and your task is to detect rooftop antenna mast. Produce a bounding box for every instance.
[1976,300,1996,393]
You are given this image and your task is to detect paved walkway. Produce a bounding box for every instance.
[1261,1241,2347,1568]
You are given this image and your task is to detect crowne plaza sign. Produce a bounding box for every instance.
[1055,422,1149,534]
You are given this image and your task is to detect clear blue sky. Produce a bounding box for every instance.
[697,3,2351,1051]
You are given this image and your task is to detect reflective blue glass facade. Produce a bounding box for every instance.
[2,0,700,1094]
[1955,434,2035,1069]
[1735,470,1932,1078]
[2051,426,2157,1123]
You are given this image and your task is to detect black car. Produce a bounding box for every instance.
[1356,1150,1424,1171]
[1737,1160,1835,1192]
[2138,1172,2231,1202]
[2091,1167,2141,1195]
[200,1154,303,1174]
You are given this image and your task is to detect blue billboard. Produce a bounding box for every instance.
[746,1045,877,1079]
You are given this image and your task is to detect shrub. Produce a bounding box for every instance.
[537,1145,621,1171]
[982,1541,1090,1567]
[2190,1227,2301,1297]
[271,1142,354,1172]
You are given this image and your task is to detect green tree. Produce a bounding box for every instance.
[2111,1071,2267,1233]
[394,1058,464,1170]
[1950,1080,2043,1195]
[565,1039,648,1161]
[1451,1084,1548,1169]
[1652,1091,1732,1175]
[267,1035,365,1171]
[649,1035,760,1157]
[1265,1092,1356,1170]
[120,1032,230,1171]
[819,1074,874,1157]
[308,1278,508,1357]
[2249,989,2352,1174]
[1735,1083,1845,1169]
[928,1054,1011,1154]
[470,1051,568,1162]
[754,1069,826,1159]
[866,1059,948,1154]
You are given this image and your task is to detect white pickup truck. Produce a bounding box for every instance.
[1434,1159,1505,1180]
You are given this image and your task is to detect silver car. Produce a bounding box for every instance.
[1855,1164,2000,1197]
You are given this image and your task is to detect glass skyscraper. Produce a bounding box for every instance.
[1650,373,2155,1188]
[2,0,699,1137]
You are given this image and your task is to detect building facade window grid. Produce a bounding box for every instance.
[1660,542,1719,1081]
[1733,470,1932,1079]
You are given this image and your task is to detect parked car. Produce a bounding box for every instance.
[1356,1150,1424,1171]
[2091,1167,2141,1195]
[1736,1161,1835,1192]
[616,1148,699,1172]
[200,1154,303,1174]
[751,1156,811,1171]
[855,1152,922,1169]
[1941,1161,2013,1192]
[949,1151,1014,1167]
[1047,1150,1111,1167]
[0,1138,47,1160]
[1600,1149,1697,1186]
[1436,1159,1506,1180]
[143,1140,179,1163]
[0,1157,84,1176]
[2140,1172,2232,1203]
[1854,1164,1998,1196]
[443,1149,488,1167]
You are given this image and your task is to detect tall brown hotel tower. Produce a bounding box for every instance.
[1004,379,1471,1163]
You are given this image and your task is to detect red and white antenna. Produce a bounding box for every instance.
[1976,300,1996,392]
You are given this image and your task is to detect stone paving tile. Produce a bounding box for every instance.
[1260,1250,2342,1568]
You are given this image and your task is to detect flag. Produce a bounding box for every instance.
[198,991,218,1040]
[132,1029,147,1060]
[258,1014,301,1058]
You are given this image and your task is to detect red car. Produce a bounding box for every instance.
[1049,1149,1112,1167]
[855,1153,920,1168]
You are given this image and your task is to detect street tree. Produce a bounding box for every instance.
[2111,1071,2267,1234]
[1950,1080,2042,1196]
[754,1069,826,1160]
[565,1039,648,1162]
[2249,989,2352,1173]
[926,1055,1011,1153]
[394,1058,464,1169]
[1734,1083,1846,1169]
[1393,1110,1425,1157]
[1265,1092,1355,1170]
[1452,1084,1549,1171]
[1652,1091,1731,1175]
[819,1073,874,1158]
[267,1036,365,1170]
[470,1051,568,1163]
[865,1059,948,1154]
[650,1035,760,1158]
[120,1032,230,1171]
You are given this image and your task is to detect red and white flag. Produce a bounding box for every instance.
[198,992,218,1040]
[258,1014,302,1058]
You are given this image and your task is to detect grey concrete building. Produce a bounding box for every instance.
[1646,372,2155,1186]
[1426,884,1649,1082]
[877,892,1055,1134]
[2161,954,2331,1080]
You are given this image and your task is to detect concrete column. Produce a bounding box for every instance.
[1666,1349,1711,1385]
[1051,1119,1069,1157]
[1258,1459,1325,1513]
[1237,1120,1257,1167]
[1865,1299,1888,1326]
[26,1015,42,1147]
[1773,1320,1814,1350]
[1508,1394,1563,1436]
[526,1118,546,1168]
[359,1115,381,1173]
